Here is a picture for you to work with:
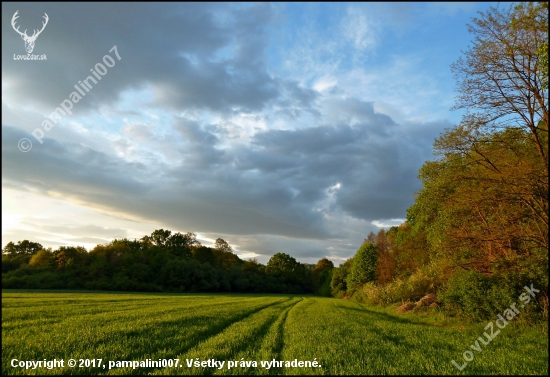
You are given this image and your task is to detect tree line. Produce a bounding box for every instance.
[2,231,334,296]
[329,2,548,323]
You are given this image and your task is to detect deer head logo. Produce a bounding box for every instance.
[11,11,49,54]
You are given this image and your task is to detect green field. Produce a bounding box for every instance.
[2,291,547,375]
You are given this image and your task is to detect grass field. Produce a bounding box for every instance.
[2,291,548,375]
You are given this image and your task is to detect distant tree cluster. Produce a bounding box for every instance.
[2,231,332,295]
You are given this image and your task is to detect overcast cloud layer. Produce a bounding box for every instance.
[2,2,496,264]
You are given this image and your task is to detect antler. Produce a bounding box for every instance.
[11,11,48,40]
[11,10,27,38]
[29,13,48,39]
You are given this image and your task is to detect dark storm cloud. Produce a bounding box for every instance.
[3,97,448,243]
[2,126,152,196]
[243,100,448,221]
[2,124,325,239]
[2,2,291,114]
[173,118,225,169]
[2,2,454,259]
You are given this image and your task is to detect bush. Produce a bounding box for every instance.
[438,269,526,321]
[446,265,548,323]
[331,258,353,297]
[360,260,447,305]
[439,270,493,320]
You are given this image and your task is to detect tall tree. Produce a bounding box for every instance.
[312,258,334,296]
[166,232,199,258]
[347,243,377,291]
[450,2,548,170]
[330,258,353,297]
[150,229,172,247]
[214,238,233,253]
[266,252,309,292]
[373,229,396,284]
[429,2,549,263]
[2,240,43,255]
[29,248,55,267]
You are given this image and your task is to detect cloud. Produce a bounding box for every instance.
[29,223,127,239]
[2,93,446,246]
[342,7,377,50]
[2,2,285,115]
[371,219,406,228]
[2,2,486,262]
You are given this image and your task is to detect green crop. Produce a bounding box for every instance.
[2,291,547,375]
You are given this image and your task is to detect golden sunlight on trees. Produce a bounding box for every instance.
[345,2,548,321]
[450,2,548,169]
[402,2,548,318]
[431,1,549,268]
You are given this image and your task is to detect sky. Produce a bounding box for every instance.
[2,2,498,265]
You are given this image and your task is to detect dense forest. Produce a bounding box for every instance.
[330,2,548,323]
[2,233,334,295]
[2,3,548,323]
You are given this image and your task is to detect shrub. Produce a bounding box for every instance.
[360,260,448,305]
[439,270,493,320]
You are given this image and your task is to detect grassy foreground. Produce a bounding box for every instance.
[2,290,547,375]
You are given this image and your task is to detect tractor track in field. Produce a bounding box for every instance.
[57,298,290,375]
[259,297,303,375]
[122,298,292,366]
[180,297,303,376]
[39,298,292,375]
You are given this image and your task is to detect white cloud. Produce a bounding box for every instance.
[342,7,377,51]
[371,219,406,228]
[313,76,338,92]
